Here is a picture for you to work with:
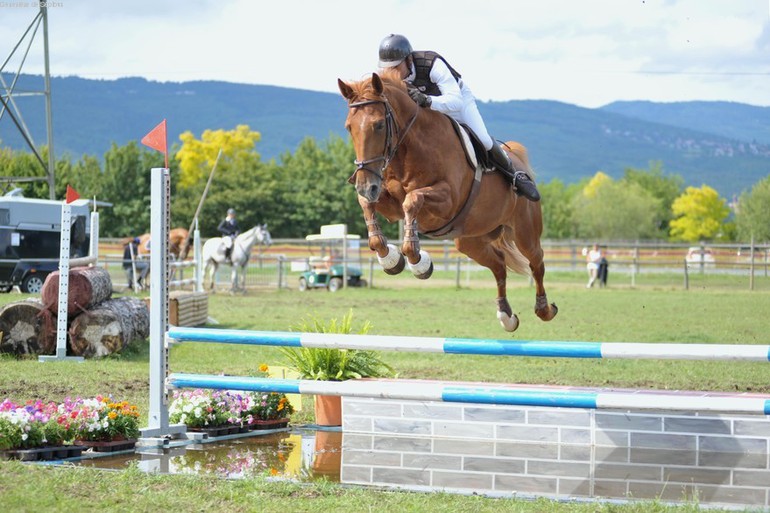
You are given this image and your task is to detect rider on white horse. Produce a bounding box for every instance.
[217,208,240,263]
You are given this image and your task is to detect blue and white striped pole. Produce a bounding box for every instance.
[167,327,770,361]
[167,373,770,415]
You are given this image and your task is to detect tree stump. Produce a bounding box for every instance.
[0,299,56,355]
[68,297,150,358]
[40,266,113,316]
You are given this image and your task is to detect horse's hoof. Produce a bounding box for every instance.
[408,250,433,279]
[379,244,405,275]
[383,254,406,275]
[497,311,520,332]
[535,302,559,322]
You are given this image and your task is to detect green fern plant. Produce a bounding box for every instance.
[280,311,395,381]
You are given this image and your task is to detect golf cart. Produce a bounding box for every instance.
[294,224,365,292]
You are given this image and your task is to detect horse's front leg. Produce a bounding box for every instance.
[400,185,454,280]
[402,217,432,279]
[359,196,405,275]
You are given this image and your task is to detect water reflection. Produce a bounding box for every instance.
[78,430,343,482]
[77,428,770,509]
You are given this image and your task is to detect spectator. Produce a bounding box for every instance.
[123,237,149,290]
[586,243,602,288]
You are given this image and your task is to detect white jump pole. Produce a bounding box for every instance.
[40,207,99,362]
[139,167,186,443]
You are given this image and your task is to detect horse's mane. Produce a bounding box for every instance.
[348,68,408,100]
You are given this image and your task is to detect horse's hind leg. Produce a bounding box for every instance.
[455,234,519,332]
[511,229,558,322]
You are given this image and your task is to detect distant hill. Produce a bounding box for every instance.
[601,101,770,146]
[1,74,768,198]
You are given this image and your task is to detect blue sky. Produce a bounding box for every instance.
[1,0,768,107]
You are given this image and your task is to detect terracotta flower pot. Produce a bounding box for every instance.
[314,394,342,426]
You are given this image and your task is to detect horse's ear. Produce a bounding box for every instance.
[338,78,354,100]
[372,73,383,95]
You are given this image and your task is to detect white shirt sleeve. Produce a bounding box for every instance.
[427,58,464,114]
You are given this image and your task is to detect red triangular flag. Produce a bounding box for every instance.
[65,185,80,204]
[141,119,168,168]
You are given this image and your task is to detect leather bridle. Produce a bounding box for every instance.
[347,96,419,184]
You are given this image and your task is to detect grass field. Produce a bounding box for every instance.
[1,277,768,512]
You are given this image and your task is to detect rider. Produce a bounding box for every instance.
[217,208,240,263]
[377,33,540,202]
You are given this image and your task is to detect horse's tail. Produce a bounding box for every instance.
[503,141,536,180]
[494,226,531,277]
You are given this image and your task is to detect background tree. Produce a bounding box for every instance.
[274,136,368,238]
[98,142,168,237]
[735,175,770,242]
[572,173,661,240]
[622,161,683,236]
[172,125,269,236]
[669,185,729,242]
[539,178,578,239]
[175,125,261,189]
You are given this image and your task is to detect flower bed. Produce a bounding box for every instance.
[0,396,140,459]
[169,366,295,435]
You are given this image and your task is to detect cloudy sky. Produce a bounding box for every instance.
[1,0,768,108]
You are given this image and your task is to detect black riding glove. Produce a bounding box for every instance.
[408,88,432,108]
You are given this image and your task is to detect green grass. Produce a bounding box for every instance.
[1,278,768,512]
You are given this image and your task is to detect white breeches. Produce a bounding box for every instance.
[449,84,494,150]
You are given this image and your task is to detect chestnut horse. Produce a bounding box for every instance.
[136,227,191,260]
[338,70,557,332]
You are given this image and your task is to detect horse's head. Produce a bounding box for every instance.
[338,70,416,203]
[257,224,272,247]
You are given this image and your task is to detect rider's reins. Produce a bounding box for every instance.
[346,95,419,184]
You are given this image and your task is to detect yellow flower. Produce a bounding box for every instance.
[277,403,284,411]
[259,364,269,372]
[108,411,118,420]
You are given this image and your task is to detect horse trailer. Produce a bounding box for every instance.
[0,190,92,293]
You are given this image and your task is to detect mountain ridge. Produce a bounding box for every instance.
[1,74,768,197]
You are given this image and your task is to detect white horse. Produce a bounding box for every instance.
[202,224,272,291]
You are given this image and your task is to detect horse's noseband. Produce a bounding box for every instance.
[347,97,418,185]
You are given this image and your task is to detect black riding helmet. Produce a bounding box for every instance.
[378,34,413,68]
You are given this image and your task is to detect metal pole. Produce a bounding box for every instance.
[39,203,84,362]
[194,219,202,293]
[140,167,185,442]
[342,225,348,289]
[41,6,56,200]
[455,257,461,289]
[683,259,689,291]
[749,236,755,291]
[368,257,374,288]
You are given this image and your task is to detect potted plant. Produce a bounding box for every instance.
[245,371,295,430]
[72,396,141,451]
[1,396,140,458]
[280,311,395,426]
[168,389,247,436]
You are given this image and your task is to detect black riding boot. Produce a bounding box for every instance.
[488,143,541,202]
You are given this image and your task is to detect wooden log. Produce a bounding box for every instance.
[0,299,56,355]
[68,297,149,358]
[40,266,113,316]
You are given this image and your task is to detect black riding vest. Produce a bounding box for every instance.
[410,51,462,97]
